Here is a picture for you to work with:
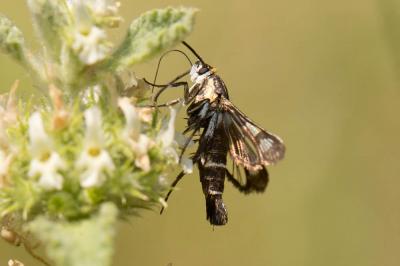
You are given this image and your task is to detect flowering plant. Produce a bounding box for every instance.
[0,1,196,265]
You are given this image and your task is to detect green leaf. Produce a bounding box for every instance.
[28,203,118,266]
[0,13,47,82]
[0,14,26,63]
[27,0,70,62]
[105,7,197,70]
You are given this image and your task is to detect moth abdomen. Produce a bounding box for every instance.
[197,126,229,225]
[205,195,228,226]
[199,161,228,226]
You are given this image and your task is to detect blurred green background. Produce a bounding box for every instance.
[1,0,400,265]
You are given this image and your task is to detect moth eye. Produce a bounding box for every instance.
[198,67,208,75]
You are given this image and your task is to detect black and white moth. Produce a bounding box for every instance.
[146,42,285,226]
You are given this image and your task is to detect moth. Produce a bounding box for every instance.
[146,42,285,225]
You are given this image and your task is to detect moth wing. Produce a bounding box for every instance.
[221,97,285,167]
[221,97,285,193]
[225,163,269,194]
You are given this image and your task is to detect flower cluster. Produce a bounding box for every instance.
[0,0,197,265]
[0,81,182,220]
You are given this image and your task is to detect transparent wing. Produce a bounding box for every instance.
[221,97,285,169]
[220,97,285,193]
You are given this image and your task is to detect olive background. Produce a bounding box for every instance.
[1,0,400,265]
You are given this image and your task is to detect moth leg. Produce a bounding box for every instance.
[144,68,189,100]
[147,69,189,89]
[226,168,269,194]
[144,79,191,104]
[225,169,248,192]
[140,98,182,108]
[160,170,186,214]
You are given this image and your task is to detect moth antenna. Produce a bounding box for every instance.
[182,41,206,64]
[152,49,193,93]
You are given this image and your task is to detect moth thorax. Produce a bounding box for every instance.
[190,61,212,84]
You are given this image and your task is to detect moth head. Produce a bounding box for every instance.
[190,61,215,83]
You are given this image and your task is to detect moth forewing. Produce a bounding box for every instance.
[220,97,285,166]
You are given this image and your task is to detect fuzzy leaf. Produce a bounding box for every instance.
[27,0,70,61]
[28,203,118,266]
[0,14,46,82]
[105,7,197,70]
[0,15,26,63]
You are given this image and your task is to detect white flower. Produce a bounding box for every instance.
[0,80,18,149]
[81,85,102,105]
[29,112,52,156]
[68,0,120,16]
[28,153,65,190]
[155,103,194,173]
[86,0,121,16]
[117,70,138,91]
[28,112,66,190]
[76,149,115,188]
[158,197,168,209]
[118,98,140,141]
[129,134,151,172]
[180,157,193,174]
[68,0,92,28]
[68,0,113,64]
[72,26,110,65]
[137,107,153,123]
[118,98,152,172]
[174,132,195,173]
[156,104,181,162]
[0,80,17,125]
[116,71,151,99]
[0,150,12,189]
[77,107,114,188]
[157,105,178,149]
